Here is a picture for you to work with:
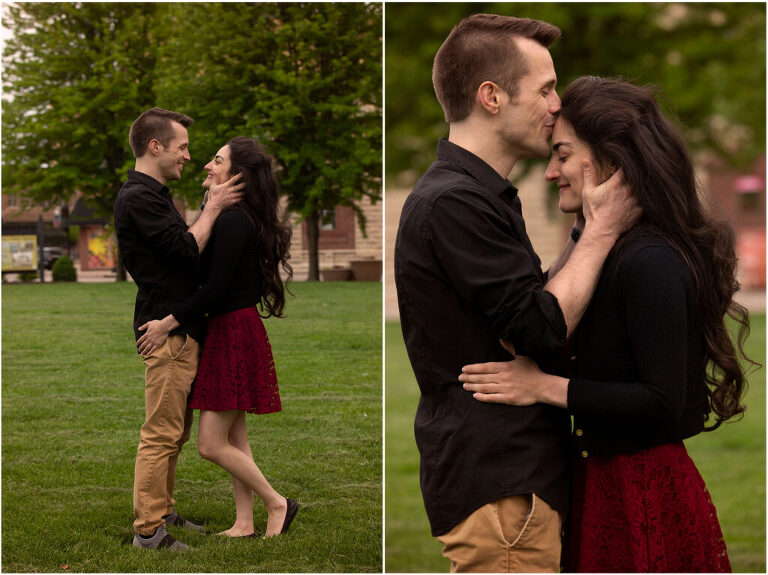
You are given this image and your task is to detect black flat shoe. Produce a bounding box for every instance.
[281,498,299,534]
[216,531,258,538]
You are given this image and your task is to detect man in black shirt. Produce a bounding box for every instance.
[394,15,638,572]
[114,108,243,550]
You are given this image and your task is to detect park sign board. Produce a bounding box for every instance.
[2,235,38,272]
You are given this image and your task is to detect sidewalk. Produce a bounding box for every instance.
[734,289,766,313]
[3,264,128,284]
[8,261,305,284]
[74,265,127,283]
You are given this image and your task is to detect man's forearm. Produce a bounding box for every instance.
[547,232,577,280]
[187,204,221,252]
[548,219,585,280]
[544,225,615,337]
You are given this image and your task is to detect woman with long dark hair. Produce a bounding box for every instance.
[460,77,752,572]
[137,137,297,538]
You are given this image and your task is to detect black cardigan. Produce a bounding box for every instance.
[171,207,264,328]
[567,231,708,458]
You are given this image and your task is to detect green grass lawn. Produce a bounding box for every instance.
[385,315,766,573]
[2,281,382,573]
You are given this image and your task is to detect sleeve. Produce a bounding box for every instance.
[123,191,199,269]
[567,245,690,424]
[171,210,250,326]
[428,189,567,356]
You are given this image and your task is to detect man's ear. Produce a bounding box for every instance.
[147,138,162,156]
[476,81,504,115]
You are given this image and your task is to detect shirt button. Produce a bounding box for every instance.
[575,429,583,437]
[581,450,589,459]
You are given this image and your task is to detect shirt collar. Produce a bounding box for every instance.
[436,138,519,199]
[127,169,170,195]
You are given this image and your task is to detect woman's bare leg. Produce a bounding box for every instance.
[218,411,256,536]
[198,409,289,536]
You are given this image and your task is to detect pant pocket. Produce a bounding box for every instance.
[497,494,533,546]
[167,334,190,361]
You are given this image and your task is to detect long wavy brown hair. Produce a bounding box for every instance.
[560,76,755,429]
[227,136,293,318]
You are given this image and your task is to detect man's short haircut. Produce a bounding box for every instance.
[129,108,194,158]
[433,14,561,123]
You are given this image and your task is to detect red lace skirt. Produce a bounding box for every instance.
[563,441,730,573]
[189,307,281,414]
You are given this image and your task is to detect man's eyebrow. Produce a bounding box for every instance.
[542,78,557,89]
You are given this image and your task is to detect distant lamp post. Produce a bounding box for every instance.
[37,215,45,283]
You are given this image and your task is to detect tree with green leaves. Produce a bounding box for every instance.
[2,2,162,280]
[386,2,766,183]
[156,2,383,281]
[4,2,382,282]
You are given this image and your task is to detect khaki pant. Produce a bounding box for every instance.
[133,334,199,535]
[437,494,563,573]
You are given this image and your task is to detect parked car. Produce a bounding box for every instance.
[43,247,65,270]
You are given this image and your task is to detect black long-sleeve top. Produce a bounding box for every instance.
[567,230,707,458]
[395,138,571,537]
[114,170,202,341]
[171,207,263,326]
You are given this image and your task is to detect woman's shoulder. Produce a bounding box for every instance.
[617,229,684,266]
[211,207,256,243]
[613,229,691,289]
[214,206,253,229]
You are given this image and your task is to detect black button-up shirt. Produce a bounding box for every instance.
[394,139,571,536]
[114,170,202,342]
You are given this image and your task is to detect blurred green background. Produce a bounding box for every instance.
[386,2,766,187]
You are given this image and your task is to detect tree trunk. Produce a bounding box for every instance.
[306,210,320,281]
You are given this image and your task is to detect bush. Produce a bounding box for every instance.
[52,255,77,282]
[19,271,38,283]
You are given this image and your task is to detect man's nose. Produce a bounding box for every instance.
[549,92,561,114]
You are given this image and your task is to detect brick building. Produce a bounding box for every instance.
[3,189,382,281]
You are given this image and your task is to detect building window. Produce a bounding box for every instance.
[8,195,18,208]
[320,208,337,231]
[302,205,355,250]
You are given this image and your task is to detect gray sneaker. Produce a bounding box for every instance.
[132,524,192,550]
[165,510,205,532]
